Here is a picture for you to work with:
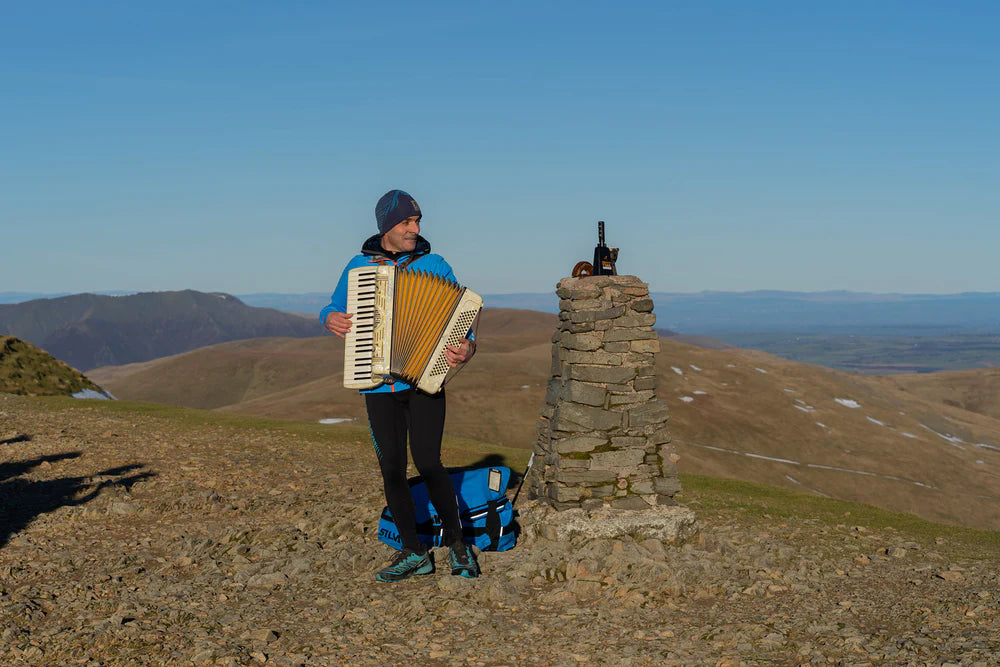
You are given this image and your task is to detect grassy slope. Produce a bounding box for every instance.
[657,341,1000,530]
[0,336,103,396]
[872,367,1000,421]
[676,473,1000,560]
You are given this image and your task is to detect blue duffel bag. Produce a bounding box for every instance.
[378,466,517,552]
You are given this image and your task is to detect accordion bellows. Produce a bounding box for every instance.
[343,265,482,394]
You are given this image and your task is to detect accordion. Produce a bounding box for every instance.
[343,265,482,394]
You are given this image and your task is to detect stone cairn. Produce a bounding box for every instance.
[530,275,680,511]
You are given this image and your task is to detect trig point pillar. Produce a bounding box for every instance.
[531,275,681,511]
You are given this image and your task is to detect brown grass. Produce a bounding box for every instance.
[871,367,1000,420]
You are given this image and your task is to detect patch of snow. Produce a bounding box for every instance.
[746,452,800,465]
[671,366,684,376]
[784,388,797,393]
[72,389,113,400]
[806,463,877,477]
[679,439,933,488]
[816,422,827,428]
[521,385,531,389]
[794,405,815,413]
[689,364,702,371]
[679,396,694,403]
[977,460,985,465]
[866,416,887,426]
[755,367,768,374]
[920,424,966,449]
[785,475,801,485]
[726,364,736,368]
[834,398,861,409]
[693,390,708,395]
[975,443,1000,452]
[901,432,918,439]
[699,443,740,454]
[319,418,355,425]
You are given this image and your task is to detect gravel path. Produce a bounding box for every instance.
[2,395,998,665]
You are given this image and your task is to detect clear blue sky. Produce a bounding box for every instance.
[2,1,998,296]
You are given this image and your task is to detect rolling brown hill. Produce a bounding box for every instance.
[88,309,559,448]
[871,368,1000,421]
[0,290,321,371]
[90,309,1000,530]
[654,343,1000,531]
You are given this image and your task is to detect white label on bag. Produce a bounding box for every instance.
[488,468,502,492]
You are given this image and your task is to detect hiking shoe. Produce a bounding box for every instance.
[448,543,480,578]
[375,548,434,582]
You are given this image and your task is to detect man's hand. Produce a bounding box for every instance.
[324,311,353,338]
[444,338,476,368]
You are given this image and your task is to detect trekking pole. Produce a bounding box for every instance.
[511,451,535,507]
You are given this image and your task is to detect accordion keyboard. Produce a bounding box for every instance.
[343,266,382,389]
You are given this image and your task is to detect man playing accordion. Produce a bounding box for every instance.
[320,189,479,582]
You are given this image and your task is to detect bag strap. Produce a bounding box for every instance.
[383,508,445,546]
[483,499,501,550]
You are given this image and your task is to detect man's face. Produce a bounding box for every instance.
[381,215,421,253]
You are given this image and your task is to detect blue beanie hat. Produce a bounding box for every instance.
[375,189,421,235]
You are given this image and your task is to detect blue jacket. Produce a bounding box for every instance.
[320,234,461,393]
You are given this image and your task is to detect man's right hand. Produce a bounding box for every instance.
[324,312,353,338]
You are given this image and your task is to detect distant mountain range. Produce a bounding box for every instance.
[0,291,322,371]
[0,291,133,304]
[240,290,1000,336]
[7,289,1000,336]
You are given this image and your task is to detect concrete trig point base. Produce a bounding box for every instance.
[534,503,699,544]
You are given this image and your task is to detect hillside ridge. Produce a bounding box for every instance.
[0,290,322,370]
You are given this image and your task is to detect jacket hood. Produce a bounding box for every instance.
[361,234,431,260]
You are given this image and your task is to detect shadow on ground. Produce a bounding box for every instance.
[0,434,33,445]
[0,450,156,548]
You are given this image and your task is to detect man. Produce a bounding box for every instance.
[320,189,480,582]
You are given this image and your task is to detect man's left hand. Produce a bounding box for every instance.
[444,338,476,368]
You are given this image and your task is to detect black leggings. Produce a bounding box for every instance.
[365,389,462,552]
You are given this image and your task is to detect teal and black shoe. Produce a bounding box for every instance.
[448,543,480,578]
[375,548,434,583]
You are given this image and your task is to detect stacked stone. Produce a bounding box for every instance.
[531,275,680,511]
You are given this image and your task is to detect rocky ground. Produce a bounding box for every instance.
[1,394,998,666]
